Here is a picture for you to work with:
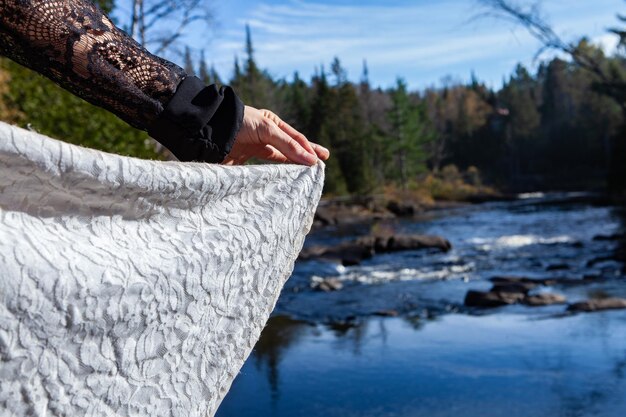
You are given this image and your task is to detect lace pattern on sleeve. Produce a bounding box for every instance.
[0,0,186,130]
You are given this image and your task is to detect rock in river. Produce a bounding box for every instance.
[310,277,344,292]
[299,233,452,266]
[465,276,567,308]
[524,293,567,306]
[382,234,452,252]
[567,298,626,313]
[546,263,570,271]
[464,290,526,307]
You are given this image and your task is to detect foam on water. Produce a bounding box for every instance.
[517,192,545,199]
[313,262,476,285]
[468,234,574,251]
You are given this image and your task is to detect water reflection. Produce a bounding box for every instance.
[218,313,626,417]
[252,316,308,400]
[543,312,626,417]
[217,197,626,417]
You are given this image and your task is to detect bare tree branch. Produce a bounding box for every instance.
[126,0,212,55]
[476,0,612,83]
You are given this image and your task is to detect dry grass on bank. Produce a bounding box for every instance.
[382,165,498,206]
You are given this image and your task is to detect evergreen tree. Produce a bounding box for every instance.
[308,69,347,194]
[199,50,210,84]
[325,58,373,193]
[283,72,310,132]
[232,56,242,83]
[387,78,432,188]
[498,64,541,178]
[209,65,222,85]
[235,25,274,108]
[358,59,384,187]
[183,46,195,75]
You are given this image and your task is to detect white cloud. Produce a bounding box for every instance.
[593,33,620,54]
[202,0,623,89]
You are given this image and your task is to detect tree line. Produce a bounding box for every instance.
[194,27,624,195]
[1,0,624,198]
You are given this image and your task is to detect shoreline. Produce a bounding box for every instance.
[313,190,615,229]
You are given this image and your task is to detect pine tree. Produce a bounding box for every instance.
[284,72,310,132]
[498,64,541,177]
[324,58,373,193]
[231,56,242,93]
[237,25,273,108]
[198,50,210,84]
[183,46,195,75]
[209,65,222,85]
[233,56,242,80]
[387,78,432,188]
[309,69,347,195]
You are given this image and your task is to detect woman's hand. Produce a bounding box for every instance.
[222,106,330,166]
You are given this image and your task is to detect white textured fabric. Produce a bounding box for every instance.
[0,122,324,417]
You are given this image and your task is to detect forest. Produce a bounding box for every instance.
[1,0,625,200]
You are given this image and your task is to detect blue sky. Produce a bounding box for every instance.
[120,0,624,90]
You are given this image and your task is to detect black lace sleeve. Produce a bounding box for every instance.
[0,0,243,163]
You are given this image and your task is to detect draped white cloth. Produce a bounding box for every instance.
[0,122,324,417]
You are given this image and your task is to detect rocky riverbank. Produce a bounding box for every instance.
[312,195,484,228]
[312,192,616,229]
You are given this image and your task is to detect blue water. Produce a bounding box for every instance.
[219,313,626,417]
[216,195,626,417]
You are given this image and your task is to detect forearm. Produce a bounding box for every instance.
[0,0,185,130]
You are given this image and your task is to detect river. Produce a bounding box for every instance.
[216,194,626,417]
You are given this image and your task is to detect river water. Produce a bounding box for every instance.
[217,194,626,417]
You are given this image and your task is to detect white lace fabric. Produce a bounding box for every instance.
[0,122,324,417]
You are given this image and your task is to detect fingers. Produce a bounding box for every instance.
[311,143,330,160]
[231,106,328,166]
[223,144,290,165]
[271,114,330,161]
[256,145,290,163]
[265,122,318,166]
[261,109,319,158]
[277,119,316,155]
